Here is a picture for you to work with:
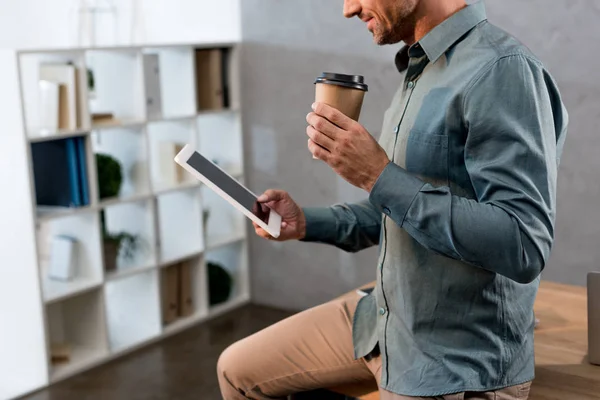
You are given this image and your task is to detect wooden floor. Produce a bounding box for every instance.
[19,304,294,400]
[19,281,600,400]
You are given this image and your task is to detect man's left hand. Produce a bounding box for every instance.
[306,102,390,192]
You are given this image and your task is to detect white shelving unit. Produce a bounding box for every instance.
[0,42,250,400]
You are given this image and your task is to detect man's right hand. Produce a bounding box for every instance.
[252,190,306,241]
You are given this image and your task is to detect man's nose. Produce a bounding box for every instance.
[343,0,361,18]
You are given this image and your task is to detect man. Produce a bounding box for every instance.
[217,0,568,398]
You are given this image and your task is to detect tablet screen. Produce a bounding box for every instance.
[186,151,270,223]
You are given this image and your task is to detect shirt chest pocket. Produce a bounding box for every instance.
[404,130,449,186]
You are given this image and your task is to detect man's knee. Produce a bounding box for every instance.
[217,340,251,389]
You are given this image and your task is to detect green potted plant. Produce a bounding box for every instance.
[96,153,144,271]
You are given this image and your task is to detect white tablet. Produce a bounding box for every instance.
[174,144,281,238]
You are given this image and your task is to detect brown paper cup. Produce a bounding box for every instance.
[312,72,368,158]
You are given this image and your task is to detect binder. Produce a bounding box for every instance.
[178,262,194,317]
[161,265,180,324]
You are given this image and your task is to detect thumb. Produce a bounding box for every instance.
[257,189,285,203]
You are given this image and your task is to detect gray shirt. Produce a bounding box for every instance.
[301,1,568,396]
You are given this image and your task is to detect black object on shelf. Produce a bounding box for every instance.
[208,261,232,306]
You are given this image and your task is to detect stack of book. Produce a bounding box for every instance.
[31,137,90,209]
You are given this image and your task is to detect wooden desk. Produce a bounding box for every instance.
[529,281,599,399]
[347,281,600,400]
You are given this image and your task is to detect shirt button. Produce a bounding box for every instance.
[393,126,399,134]
[379,307,387,316]
[383,207,391,215]
[407,81,415,89]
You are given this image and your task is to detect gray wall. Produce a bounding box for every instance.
[240,0,600,310]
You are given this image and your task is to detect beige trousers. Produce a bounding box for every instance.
[217,291,532,400]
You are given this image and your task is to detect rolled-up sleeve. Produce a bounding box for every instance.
[368,54,567,283]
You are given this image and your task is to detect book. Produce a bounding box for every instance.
[195,48,225,111]
[48,235,77,281]
[39,63,79,130]
[38,80,60,133]
[161,265,180,325]
[65,138,82,207]
[143,54,163,119]
[178,262,194,317]
[75,137,89,205]
[32,140,74,208]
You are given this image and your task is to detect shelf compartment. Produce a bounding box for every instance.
[104,269,161,352]
[31,135,93,214]
[86,49,145,128]
[36,211,103,303]
[147,119,198,193]
[47,289,108,380]
[91,125,151,202]
[196,111,243,177]
[19,51,91,139]
[161,255,208,330]
[100,199,156,277]
[143,47,197,119]
[201,185,246,250]
[194,46,236,112]
[156,187,204,264]
[205,241,248,310]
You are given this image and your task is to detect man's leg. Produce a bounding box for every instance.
[217,292,379,399]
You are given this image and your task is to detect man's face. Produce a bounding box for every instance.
[344,0,419,45]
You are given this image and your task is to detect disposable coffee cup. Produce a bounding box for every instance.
[314,72,368,121]
[312,73,368,159]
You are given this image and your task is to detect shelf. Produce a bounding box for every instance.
[36,212,104,302]
[142,47,196,119]
[44,279,102,305]
[159,250,204,269]
[91,118,146,130]
[152,180,201,196]
[86,49,146,126]
[206,241,248,308]
[91,125,151,202]
[104,270,161,352]
[156,187,204,264]
[208,295,249,318]
[36,205,95,222]
[147,119,198,190]
[29,128,91,143]
[206,233,246,251]
[50,346,108,382]
[100,199,157,274]
[196,111,243,176]
[19,51,91,139]
[97,192,153,208]
[105,263,156,281]
[47,289,108,380]
[160,255,208,329]
[162,312,204,336]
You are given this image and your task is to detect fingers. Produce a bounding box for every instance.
[306,125,334,152]
[311,102,354,130]
[308,138,331,162]
[252,221,272,238]
[257,189,286,203]
[306,112,342,140]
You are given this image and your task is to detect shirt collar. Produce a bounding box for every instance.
[419,1,487,63]
[395,0,487,71]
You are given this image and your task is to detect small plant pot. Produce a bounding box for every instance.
[103,240,120,272]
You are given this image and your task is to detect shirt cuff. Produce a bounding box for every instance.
[300,207,337,242]
[368,162,425,225]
